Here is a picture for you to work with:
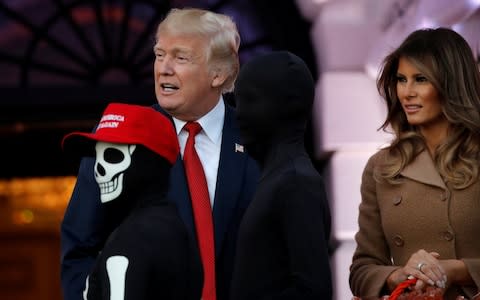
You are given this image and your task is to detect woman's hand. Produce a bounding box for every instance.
[386,249,447,292]
[410,250,446,290]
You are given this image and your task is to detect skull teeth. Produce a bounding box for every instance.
[99,176,118,195]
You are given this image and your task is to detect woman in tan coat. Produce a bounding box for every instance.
[350,27,480,300]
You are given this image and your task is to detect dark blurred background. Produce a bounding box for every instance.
[0,0,318,178]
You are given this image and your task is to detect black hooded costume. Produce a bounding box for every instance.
[62,103,202,300]
[230,51,333,299]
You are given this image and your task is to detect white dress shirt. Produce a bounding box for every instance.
[173,98,224,208]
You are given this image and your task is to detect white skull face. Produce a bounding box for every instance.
[94,142,136,203]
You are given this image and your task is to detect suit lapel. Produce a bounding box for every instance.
[213,104,247,256]
[168,155,196,238]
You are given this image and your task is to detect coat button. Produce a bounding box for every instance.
[393,235,404,247]
[440,190,450,201]
[442,231,454,241]
[393,195,402,205]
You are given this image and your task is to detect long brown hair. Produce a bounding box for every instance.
[376,27,480,189]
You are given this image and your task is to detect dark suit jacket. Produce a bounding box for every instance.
[61,101,259,300]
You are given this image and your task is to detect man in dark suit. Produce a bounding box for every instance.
[60,8,259,300]
[230,51,332,299]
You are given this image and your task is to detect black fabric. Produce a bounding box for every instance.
[230,51,332,299]
[84,145,202,299]
[234,51,314,166]
[86,199,202,300]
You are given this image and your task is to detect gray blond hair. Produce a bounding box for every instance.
[156,8,241,93]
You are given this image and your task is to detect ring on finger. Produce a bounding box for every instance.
[416,262,426,272]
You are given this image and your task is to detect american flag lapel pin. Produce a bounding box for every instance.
[235,143,244,153]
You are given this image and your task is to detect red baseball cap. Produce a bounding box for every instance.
[62,102,179,164]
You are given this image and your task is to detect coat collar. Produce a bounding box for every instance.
[400,149,446,189]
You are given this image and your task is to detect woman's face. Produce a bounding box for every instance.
[396,57,447,131]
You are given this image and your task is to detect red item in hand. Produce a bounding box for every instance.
[389,278,444,300]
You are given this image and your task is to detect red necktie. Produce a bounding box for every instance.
[183,121,216,300]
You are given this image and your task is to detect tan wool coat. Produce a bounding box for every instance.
[350,149,480,300]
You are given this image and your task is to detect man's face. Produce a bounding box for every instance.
[153,31,220,121]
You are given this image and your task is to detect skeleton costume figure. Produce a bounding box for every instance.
[62,103,202,300]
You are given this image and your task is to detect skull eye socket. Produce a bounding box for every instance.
[104,147,125,163]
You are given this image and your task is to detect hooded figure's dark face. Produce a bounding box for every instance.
[234,51,315,162]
